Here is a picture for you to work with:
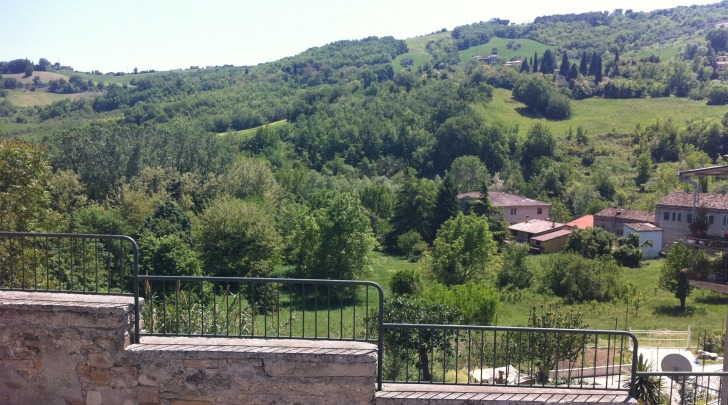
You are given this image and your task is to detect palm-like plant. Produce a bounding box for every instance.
[624,354,665,405]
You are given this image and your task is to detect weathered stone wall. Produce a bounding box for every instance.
[0,291,378,405]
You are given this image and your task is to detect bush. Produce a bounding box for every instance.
[390,268,421,296]
[424,282,498,325]
[540,252,623,303]
[396,230,427,262]
[707,84,728,105]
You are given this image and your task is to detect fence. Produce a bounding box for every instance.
[380,323,639,392]
[629,326,692,349]
[636,371,728,405]
[0,231,138,294]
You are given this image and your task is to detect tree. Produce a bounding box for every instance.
[559,53,570,77]
[24,65,33,78]
[431,174,460,237]
[540,253,623,303]
[390,268,421,296]
[430,212,496,286]
[532,52,539,73]
[635,151,652,186]
[667,61,696,97]
[613,233,645,268]
[579,51,589,76]
[564,227,615,259]
[448,155,490,194]
[496,242,533,289]
[291,191,376,280]
[540,49,556,74]
[521,123,556,177]
[37,58,51,71]
[659,244,695,312]
[391,168,437,243]
[380,296,462,381]
[520,59,530,73]
[0,140,57,232]
[527,306,589,383]
[424,282,498,325]
[197,196,282,278]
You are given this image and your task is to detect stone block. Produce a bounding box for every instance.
[86,391,103,405]
[169,400,213,405]
[1,359,34,368]
[88,353,115,369]
[137,385,160,403]
[89,369,111,386]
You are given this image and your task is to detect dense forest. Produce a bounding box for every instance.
[3,2,728,331]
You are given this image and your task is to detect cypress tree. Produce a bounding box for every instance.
[579,51,588,76]
[569,63,579,80]
[532,52,539,73]
[431,174,460,238]
[560,53,570,76]
[520,59,530,73]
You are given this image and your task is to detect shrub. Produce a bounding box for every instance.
[540,252,623,303]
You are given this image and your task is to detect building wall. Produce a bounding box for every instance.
[655,206,728,250]
[531,235,569,254]
[594,216,650,236]
[499,206,549,225]
[623,227,663,259]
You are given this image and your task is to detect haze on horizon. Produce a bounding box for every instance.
[0,0,722,73]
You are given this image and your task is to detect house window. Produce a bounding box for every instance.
[537,208,543,215]
[510,208,517,215]
[677,213,681,222]
[724,216,727,226]
[672,213,676,221]
[663,212,670,220]
[709,215,714,224]
[687,213,693,223]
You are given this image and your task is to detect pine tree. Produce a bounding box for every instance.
[431,174,460,238]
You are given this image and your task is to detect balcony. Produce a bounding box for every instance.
[682,236,728,294]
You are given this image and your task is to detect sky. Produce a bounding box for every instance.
[0,0,723,73]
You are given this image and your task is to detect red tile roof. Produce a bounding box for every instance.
[594,208,654,223]
[567,215,594,229]
[657,192,728,210]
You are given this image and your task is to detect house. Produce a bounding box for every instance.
[457,192,550,224]
[717,55,728,72]
[503,60,523,68]
[473,55,499,64]
[530,229,572,254]
[624,223,663,259]
[567,215,594,230]
[508,219,567,246]
[593,208,655,237]
[655,192,728,249]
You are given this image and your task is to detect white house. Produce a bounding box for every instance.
[624,223,663,259]
[457,192,550,224]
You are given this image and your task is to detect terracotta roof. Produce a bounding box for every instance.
[594,208,654,223]
[509,219,565,234]
[657,192,728,210]
[531,229,572,242]
[625,222,663,232]
[567,215,594,229]
[457,192,549,208]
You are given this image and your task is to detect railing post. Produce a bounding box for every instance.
[630,332,639,398]
[130,237,140,344]
[686,325,691,350]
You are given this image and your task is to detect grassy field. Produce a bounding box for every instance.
[476,88,728,139]
[393,31,451,72]
[4,89,99,107]
[363,253,727,344]
[459,38,557,62]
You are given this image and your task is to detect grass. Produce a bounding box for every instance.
[394,31,451,72]
[4,89,99,107]
[476,88,727,139]
[459,37,557,62]
[220,119,288,137]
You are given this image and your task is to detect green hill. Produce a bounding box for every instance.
[459,38,557,63]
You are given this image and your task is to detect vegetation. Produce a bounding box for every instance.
[2,2,728,343]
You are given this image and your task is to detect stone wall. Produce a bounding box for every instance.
[0,291,378,405]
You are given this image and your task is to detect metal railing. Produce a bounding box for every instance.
[379,323,639,393]
[636,371,728,405]
[0,231,138,295]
